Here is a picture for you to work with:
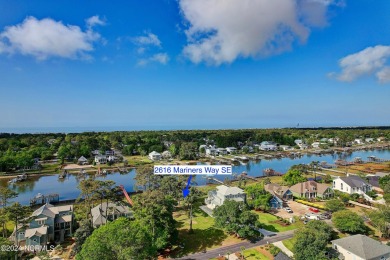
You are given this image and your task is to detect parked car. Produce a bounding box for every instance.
[320,212,331,219]
[309,207,319,213]
[303,220,309,225]
[305,213,320,220]
[284,207,293,213]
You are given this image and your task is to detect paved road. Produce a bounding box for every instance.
[174,229,296,260]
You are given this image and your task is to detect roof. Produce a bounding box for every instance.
[24,226,48,238]
[289,181,317,194]
[78,156,88,162]
[332,234,390,259]
[274,252,291,260]
[339,175,370,188]
[91,202,132,226]
[149,151,161,156]
[264,183,290,197]
[367,176,380,188]
[216,185,245,196]
[32,204,73,219]
[56,215,72,223]
[376,172,390,177]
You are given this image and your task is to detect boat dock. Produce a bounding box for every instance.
[30,193,60,206]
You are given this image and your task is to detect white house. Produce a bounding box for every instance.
[205,185,246,210]
[95,155,107,164]
[226,147,237,154]
[333,175,372,196]
[354,138,364,145]
[206,147,218,156]
[217,148,228,155]
[328,138,339,145]
[260,141,278,151]
[332,234,390,260]
[148,151,161,161]
[161,151,172,159]
[105,150,115,156]
[377,137,386,142]
[295,139,309,149]
[279,145,293,151]
[312,142,321,148]
[365,138,375,143]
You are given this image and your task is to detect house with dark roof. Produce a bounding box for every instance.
[274,252,292,260]
[11,204,74,248]
[333,175,372,195]
[264,183,293,209]
[332,234,390,260]
[289,181,334,199]
[91,202,133,228]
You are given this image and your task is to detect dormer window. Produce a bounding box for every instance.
[37,220,45,225]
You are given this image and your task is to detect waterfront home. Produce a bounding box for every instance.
[77,156,88,165]
[260,141,278,151]
[105,150,115,156]
[289,181,334,199]
[107,155,117,162]
[354,138,364,145]
[377,137,386,142]
[264,183,293,209]
[95,155,107,164]
[206,146,218,156]
[365,138,375,143]
[312,142,321,148]
[366,175,382,193]
[91,149,100,156]
[12,204,74,248]
[226,147,237,154]
[331,234,390,260]
[91,202,133,228]
[161,150,172,159]
[328,137,339,145]
[205,185,246,210]
[217,148,228,155]
[279,145,293,151]
[148,151,161,161]
[295,139,309,149]
[333,175,372,195]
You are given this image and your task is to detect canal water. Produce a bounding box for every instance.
[1,149,390,205]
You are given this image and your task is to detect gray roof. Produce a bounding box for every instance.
[274,252,291,260]
[91,202,132,226]
[332,234,390,259]
[376,172,390,177]
[216,185,245,196]
[339,175,370,188]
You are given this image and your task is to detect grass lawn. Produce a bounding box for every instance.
[254,212,302,232]
[243,248,269,260]
[123,155,153,166]
[282,237,296,252]
[172,202,242,257]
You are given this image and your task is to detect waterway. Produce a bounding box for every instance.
[1,149,390,205]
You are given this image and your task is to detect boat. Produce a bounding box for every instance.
[34,193,43,199]
[59,170,67,179]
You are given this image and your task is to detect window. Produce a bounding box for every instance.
[341,183,343,190]
[37,220,45,225]
[33,238,37,242]
[333,181,335,188]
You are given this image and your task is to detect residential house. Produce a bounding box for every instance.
[107,155,117,162]
[366,175,382,193]
[333,175,372,195]
[332,234,390,260]
[295,139,309,149]
[365,138,375,143]
[149,151,161,161]
[77,156,88,165]
[12,204,74,248]
[328,138,339,145]
[206,147,218,156]
[290,181,334,199]
[205,185,246,209]
[95,155,107,164]
[161,151,172,159]
[320,138,329,143]
[91,150,100,156]
[260,141,278,151]
[274,252,292,260]
[279,145,293,151]
[264,183,293,209]
[377,137,386,142]
[354,138,364,145]
[226,147,237,154]
[105,150,115,156]
[312,142,321,148]
[217,148,228,155]
[91,202,133,228]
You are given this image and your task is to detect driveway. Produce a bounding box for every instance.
[274,200,310,218]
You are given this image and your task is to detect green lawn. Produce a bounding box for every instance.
[254,212,303,232]
[243,248,269,260]
[282,237,296,252]
[172,202,242,257]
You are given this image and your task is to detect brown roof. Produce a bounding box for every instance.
[289,181,331,195]
[265,183,290,197]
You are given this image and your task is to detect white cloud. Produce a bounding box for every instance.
[0,16,103,60]
[332,45,390,82]
[86,15,106,28]
[179,0,341,65]
[136,52,169,67]
[150,53,169,64]
[377,67,390,83]
[133,32,161,47]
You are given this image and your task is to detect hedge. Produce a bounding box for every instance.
[295,199,327,210]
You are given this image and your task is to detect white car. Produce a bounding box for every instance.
[305,213,320,220]
[284,207,293,213]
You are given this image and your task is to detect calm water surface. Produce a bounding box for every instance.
[1,149,390,205]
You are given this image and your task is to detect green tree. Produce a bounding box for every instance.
[184,187,201,233]
[325,199,345,212]
[283,168,306,186]
[77,218,156,260]
[135,166,161,191]
[77,179,99,220]
[179,142,198,160]
[214,200,260,239]
[5,203,31,247]
[0,237,17,259]
[293,221,332,260]
[332,210,366,234]
[0,187,18,237]
[367,204,390,238]
[73,219,94,253]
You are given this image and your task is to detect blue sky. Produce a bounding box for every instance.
[0,0,389,131]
